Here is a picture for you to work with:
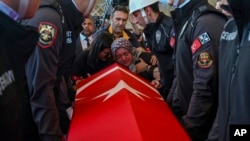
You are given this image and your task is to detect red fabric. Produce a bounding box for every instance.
[170,37,176,48]
[191,38,202,54]
[67,63,190,141]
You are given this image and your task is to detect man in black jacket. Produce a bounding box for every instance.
[207,0,250,140]
[0,0,40,141]
[24,0,96,140]
[166,0,227,140]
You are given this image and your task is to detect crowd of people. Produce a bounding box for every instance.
[1,0,249,140]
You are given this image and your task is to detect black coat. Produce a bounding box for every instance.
[208,1,250,140]
[0,11,39,140]
[169,0,227,140]
[24,0,83,140]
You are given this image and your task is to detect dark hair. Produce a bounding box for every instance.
[111,5,129,17]
[83,16,95,23]
[147,2,160,13]
[87,32,113,68]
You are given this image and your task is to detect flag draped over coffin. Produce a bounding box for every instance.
[67,63,190,141]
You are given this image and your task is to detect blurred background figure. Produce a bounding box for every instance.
[0,0,41,140]
[75,16,96,54]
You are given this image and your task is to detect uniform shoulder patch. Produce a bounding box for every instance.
[191,38,201,54]
[197,52,213,68]
[191,32,211,54]
[198,32,210,45]
[38,22,58,48]
[170,37,176,48]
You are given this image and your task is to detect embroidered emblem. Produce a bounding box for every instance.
[156,30,161,44]
[197,52,213,68]
[198,32,210,45]
[191,38,201,54]
[170,37,176,48]
[38,22,57,48]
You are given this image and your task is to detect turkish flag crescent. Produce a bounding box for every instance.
[67,63,190,141]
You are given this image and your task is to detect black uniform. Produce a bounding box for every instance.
[0,11,39,141]
[169,0,227,140]
[143,12,174,100]
[24,0,83,140]
[207,1,250,140]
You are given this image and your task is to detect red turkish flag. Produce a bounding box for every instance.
[67,63,190,141]
[191,38,202,54]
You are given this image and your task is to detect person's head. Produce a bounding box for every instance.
[111,37,134,67]
[110,5,129,35]
[129,0,160,27]
[72,0,96,17]
[81,16,95,37]
[2,0,41,19]
[87,32,113,67]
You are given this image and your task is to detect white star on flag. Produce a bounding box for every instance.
[93,80,150,102]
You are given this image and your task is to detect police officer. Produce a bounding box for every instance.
[0,0,40,140]
[166,0,227,140]
[24,0,96,140]
[129,0,174,100]
[207,0,250,140]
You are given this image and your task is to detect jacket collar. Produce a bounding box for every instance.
[108,26,130,40]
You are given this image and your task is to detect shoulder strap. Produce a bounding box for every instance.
[180,4,227,44]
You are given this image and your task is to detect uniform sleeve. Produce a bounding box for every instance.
[181,14,226,140]
[25,8,64,139]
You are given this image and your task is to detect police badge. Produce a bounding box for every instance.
[156,30,161,44]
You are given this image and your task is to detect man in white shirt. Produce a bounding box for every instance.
[76,16,95,53]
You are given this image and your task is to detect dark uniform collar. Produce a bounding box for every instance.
[144,12,166,33]
[170,0,207,26]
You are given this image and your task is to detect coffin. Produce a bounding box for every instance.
[67,63,190,141]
